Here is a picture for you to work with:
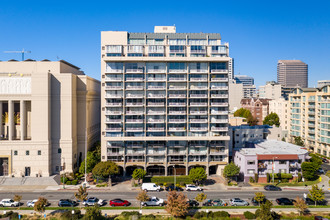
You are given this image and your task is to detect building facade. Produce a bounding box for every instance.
[228,80,243,111]
[101,26,230,176]
[258,81,282,100]
[317,80,330,88]
[277,60,308,88]
[0,60,100,177]
[240,98,271,125]
[269,97,290,140]
[234,140,308,182]
[234,75,256,98]
[289,86,330,157]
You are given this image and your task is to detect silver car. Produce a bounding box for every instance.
[230,198,249,206]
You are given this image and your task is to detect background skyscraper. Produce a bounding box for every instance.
[277,60,308,88]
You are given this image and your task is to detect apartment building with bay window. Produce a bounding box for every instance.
[101,26,232,176]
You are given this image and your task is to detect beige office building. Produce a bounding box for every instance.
[228,80,243,111]
[259,81,282,100]
[289,86,330,157]
[0,60,100,177]
[101,26,230,176]
[277,60,308,88]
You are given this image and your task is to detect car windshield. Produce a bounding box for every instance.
[189,186,196,188]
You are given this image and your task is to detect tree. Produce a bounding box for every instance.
[84,205,102,220]
[92,161,119,179]
[293,197,308,216]
[301,155,321,181]
[136,190,149,210]
[263,112,280,127]
[223,162,240,181]
[13,195,22,207]
[34,197,48,214]
[132,168,146,184]
[234,108,252,119]
[189,167,207,185]
[195,192,207,206]
[247,115,258,126]
[281,137,286,142]
[75,186,88,209]
[254,192,265,206]
[294,136,304,146]
[79,151,98,174]
[165,191,189,218]
[255,200,273,220]
[308,185,325,206]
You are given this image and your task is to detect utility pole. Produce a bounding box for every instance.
[4,49,31,61]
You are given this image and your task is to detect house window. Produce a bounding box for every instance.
[38,150,41,155]
[247,169,255,174]
[14,151,18,156]
[26,150,29,156]
[279,160,286,164]
[279,169,287,173]
[247,160,255,165]
[58,148,62,154]
[55,166,59,172]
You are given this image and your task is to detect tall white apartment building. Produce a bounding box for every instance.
[100,26,230,176]
[259,81,282,100]
[289,86,330,157]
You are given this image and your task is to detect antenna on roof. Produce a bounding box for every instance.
[4,48,31,61]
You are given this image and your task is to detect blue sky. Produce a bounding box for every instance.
[0,0,329,87]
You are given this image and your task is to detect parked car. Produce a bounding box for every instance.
[165,185,183,191]
[317,168,325,174]
[83,197,105,207]
[58,199,78,207]
[322,158,328,163]
[27,199,50,207]
[230,198,249,206]
[212,199,228,206]
[187,199,199,207]
[109,199,130,207]
[251,197,268,206]
[203,199,214,206]
[275,198,295,205]
[141,183,161,192]
[141,197,164,206]
[0,199,19,207]
[185,184,203,191]
[264,185,282,191]
[303,198,327,206]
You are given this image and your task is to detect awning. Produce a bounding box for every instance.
[257,154,299,160]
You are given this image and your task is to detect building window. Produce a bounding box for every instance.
[38,150,41,155]
[14,151,18,156]
[247,160,255,165]
[55,166,59,172]
[247,169,255,174]
[279,160,286,164]
[58,148,62,154]
[26,151,29,156]
[279,169,287,173]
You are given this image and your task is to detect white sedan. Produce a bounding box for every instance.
[27,199,38,207]
[185,184,203,191]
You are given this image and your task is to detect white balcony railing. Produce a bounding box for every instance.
[148,103,165,106]
[190,111,207,115]
[126,94,144,98]
[169,86,187,90]
[169,77,186,81]
[211,86,228,90]
[148,77,166,81]
[169,119,186,123]
[190,119,208,123]
[126,77,143,81]
[126,103,144,106]
[190,77,208,81]
[169,111,186,115]
[126,127,144,132]
[126,86,144,90]
[190,103,207,106]
[168,102,186,106]
[105,77,122,81]
[211,78,228,82]
[105,94,123,98]
[190,69,208,73]
[148,94,165,98]
[211,127,228,131]
[148,127,165,131]
[210,69,228,73]
[211,94,228,98]
[190,94,208,98]
[211,111,228,115]
[148,111,165,115]
[211,119,228,123]
[126,111,144,115]
[106,119,122,123]
[106,128,122,131]
[211,102,228,107]
[106,111,122,115]
[126,69,144,73]
[168,94,186,98]
[168,69,186,73]
[147,119,164,123]
[168,127,186,131]
[148,86,166,90]
[126,119,144,123]
[106,103,122,107]
[105,86,122,90]
[190,127,208,131]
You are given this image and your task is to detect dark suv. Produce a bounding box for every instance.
[58,199,78,207]
[165,185,183,191]
[276,198,295,205]
[264,185,282,191]
[251,197,268,206]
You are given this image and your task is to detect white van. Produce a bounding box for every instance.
[141,183,161,192]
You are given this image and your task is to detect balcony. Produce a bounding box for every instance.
[190,111,207,115]
[190,127,208,132]
[211,119,228,123]
[190,46,206,54]
[148,127,165,132]
[168,94,186,98]
[126,69,144,73]
[126,94,144,98]
[168,102,186,107]
[126,119,144,123]
[148,46,165,55]
[211,86,228,90]
[190,119,208,123]
[105,77,122,82]
[105,119,122,123]
[126,127,144,132]
[308,111,315,115]
[168,86,187,90]
[210,149,226,155]
[169,69,186,73]
[169,119,186,123]
[211,127,228,132]
[190,102,207,107]
[126,103,144,107]
[148,102,165,107]
[211,111,228,115]
[147,150,165,155]
[106,111,122,115]
[105,94,122,98]
[126,111,144,115]
[190,77,208,82]
[147,110,165,115]
[168,150,186,155]
[189,150,207,155]
[168,127,186,131]
[168,111,186,115]
[148,86,166,90]
[148,93,165,98]
[126,77,143,81]
[210,69,228,73]
[211,102,228,107]
[127,45,144,54]
[126,150,145,155]
[105,103,122,107]
[106,128,122,132]
[190,94,207,98]
[147,118,164,123]
[169,77,187,81]
[211,77,228,82]
[147,68,166,73]
[190,86,208,90]
[106,68,123,73]
[148,77,166,81]
[211,94,228,98]
[190,69,208,73]
[126,86,144,90]
[105,86,122,90]
[107,151,124,156]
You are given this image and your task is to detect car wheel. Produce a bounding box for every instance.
[144,189,148,192]
[157,189,160,192]
[124,204,127,207]
[143,203,147,207]
[11,204,15,207]
[159,203,163,206]
[187,189,190,191]
[111,204,115,207]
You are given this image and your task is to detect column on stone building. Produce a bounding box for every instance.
[8,100,14,140]
[0,101,3,139]
[20,100,25,140]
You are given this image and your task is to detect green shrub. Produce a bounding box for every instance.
[193,211,208,219]
[249,177,255,183]
[0,211,19,219]
[269,173,292,179]
[266,173,270,183]
[244,211,256,219]
[298,173,302,182]
[71,180,78,185]
[212,211,230,218]
[66,181,71,185]
[59,210,82,220]
[150,176,193,184]
[254,173,259,183]
[121,211,141,218]
[96,183,107,187]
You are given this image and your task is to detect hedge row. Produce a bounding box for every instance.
[269,173,293,179]
[150,176,193,184]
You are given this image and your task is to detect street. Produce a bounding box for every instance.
[0,189,329,207]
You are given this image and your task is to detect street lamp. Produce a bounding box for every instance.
[83,129,88,187]
[172,165,176,187]
[272,156,278,184]
[61,157,65,189]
